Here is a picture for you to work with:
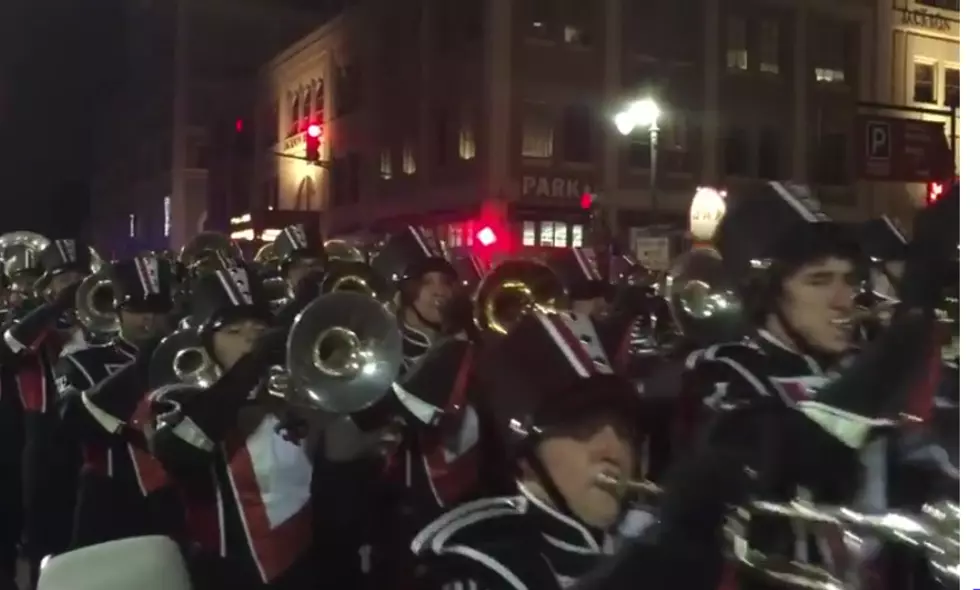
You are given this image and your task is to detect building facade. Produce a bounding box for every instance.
[89,0,324,255]
[254,0,884,264]
[868,0,958,222]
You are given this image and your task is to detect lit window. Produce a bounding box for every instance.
[944,67,959,106]
[914,62,936,103]
[521,104,554,158]
[554,222,568,247]
[539,221,555,247]
[449,224,464,247]
[814,68,845,83]
[458,120,476,160]
[522,221,536,246]
[571,224,583,247]
[726,17,748,71]
[758,20,779,74]
[402,144,417,175]
[379,149,393,180]
[129,214,136,238]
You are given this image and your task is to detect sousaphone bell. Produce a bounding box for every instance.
[285,291,402,414]
[321,261,390,300]
[74,270,120,335]
[663,247,744,345]
[473,258,568,335]
[148,327,222,390]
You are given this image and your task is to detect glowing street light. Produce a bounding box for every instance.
[613,97,663,206]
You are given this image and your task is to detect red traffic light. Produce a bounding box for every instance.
[307,124,323,138]
[304,125,322,162]
[476,226,497,246]
[580,193,595,210]
[235,119,243,133]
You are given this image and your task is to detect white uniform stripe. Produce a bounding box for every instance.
[215,269,244,306]
[408,226,432,257]
[535,312,591,377]
[769,181,822,222]
[882,216,907,244]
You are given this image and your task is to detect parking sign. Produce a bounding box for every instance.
[866,121,891,160]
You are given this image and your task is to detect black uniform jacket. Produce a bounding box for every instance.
[412,483,608,590]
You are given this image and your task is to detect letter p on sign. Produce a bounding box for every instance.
[867,121,891,160]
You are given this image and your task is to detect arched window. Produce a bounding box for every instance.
[303,87,313,122]
[290,93,300,135]
[313,81,325,121]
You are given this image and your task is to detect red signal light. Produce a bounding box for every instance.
[235,119,243,133]
[476,226,497,246]
[307,124,323,138]
[580,193,594,210]
[304,125,323,162]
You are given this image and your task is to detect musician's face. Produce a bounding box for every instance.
[777,257,858,353]
[119,309,171,343]
[212,318,268,369]
[413,271,454,325]
[528,412,636,530]
[285,256,325,289]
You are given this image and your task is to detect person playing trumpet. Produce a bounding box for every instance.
[680,181,957,589]
[53,255,181,549]
[144,261,317,590]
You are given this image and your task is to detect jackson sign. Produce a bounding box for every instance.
[899,9,953,33]
[521,175,594,200]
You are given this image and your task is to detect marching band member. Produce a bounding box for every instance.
[55,255,180,548]
[547,247,610,318]
[681,181,956,589]
[412,309,757,590]
[0,239,92,579]
[269,223,327,322]
[146,262,315,590]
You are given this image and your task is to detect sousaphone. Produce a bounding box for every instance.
[285,291,402,414]
[148,328,222,390]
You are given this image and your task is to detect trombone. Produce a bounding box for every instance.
[595,474,959,589]
[473,258,568,335]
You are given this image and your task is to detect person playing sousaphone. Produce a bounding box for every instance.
[54,254,182,549]
[144,261,316,590]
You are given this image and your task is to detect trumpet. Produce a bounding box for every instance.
[74,271,120,336]
[595,474,959,589]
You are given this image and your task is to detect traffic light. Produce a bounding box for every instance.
[927,180,945,204]
[580,192,595,210]
[305,124,323,162]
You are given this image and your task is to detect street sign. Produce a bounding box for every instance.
[856,115,953,182]
[866,122,891,160]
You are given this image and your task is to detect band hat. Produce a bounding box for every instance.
[272,223,325,270]
[546,247,607,301]
[371,225,456,285]
[110,255,177,312]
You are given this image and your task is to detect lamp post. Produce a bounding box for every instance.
[614,98,662,208]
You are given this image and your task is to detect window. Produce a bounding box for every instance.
[571,224,583,247]
[539,221,555,246]
[526,0,556,41]
[758,128,782,179]
[433,108,449,165]
[812,133,848,185]
[448,224,464,247]
[918,0,958,10]
[723,127,750,176]
[522,104,554,158]
[402,143,417,175]
[726,17,748,71]
[758,20,779,74]
[522,221,536,246]
[553,222,568,247]
[562,0,594,47]
[561,105,592,162]
[944,67,959,107]
[812,21,848,84]
[914,63,936,103]
[458,119,476,160]
[163,196,171,236]
[290,94,300,135]
[333,61,362,117]
[129,214,137,238]
[313,82,325,120]
[302,88,312,123]
[379,149,393,180]
[626,133,651,169]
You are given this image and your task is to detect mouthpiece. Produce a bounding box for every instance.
[594,473,663,496]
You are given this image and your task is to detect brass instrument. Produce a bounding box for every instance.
[178,232,243,276]
[284,291,402,414]
[74,271,120,335]
[148,328,222,390]
[0,231,50,278]
[595,474,959,589]
[323,239,365,263]
[473,259,568,335]
[662,247,744,345]
[321,261,390,300]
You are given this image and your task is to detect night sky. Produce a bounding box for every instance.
[0,0,123,237]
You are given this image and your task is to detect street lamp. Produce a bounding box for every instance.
[614,98,662,203]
